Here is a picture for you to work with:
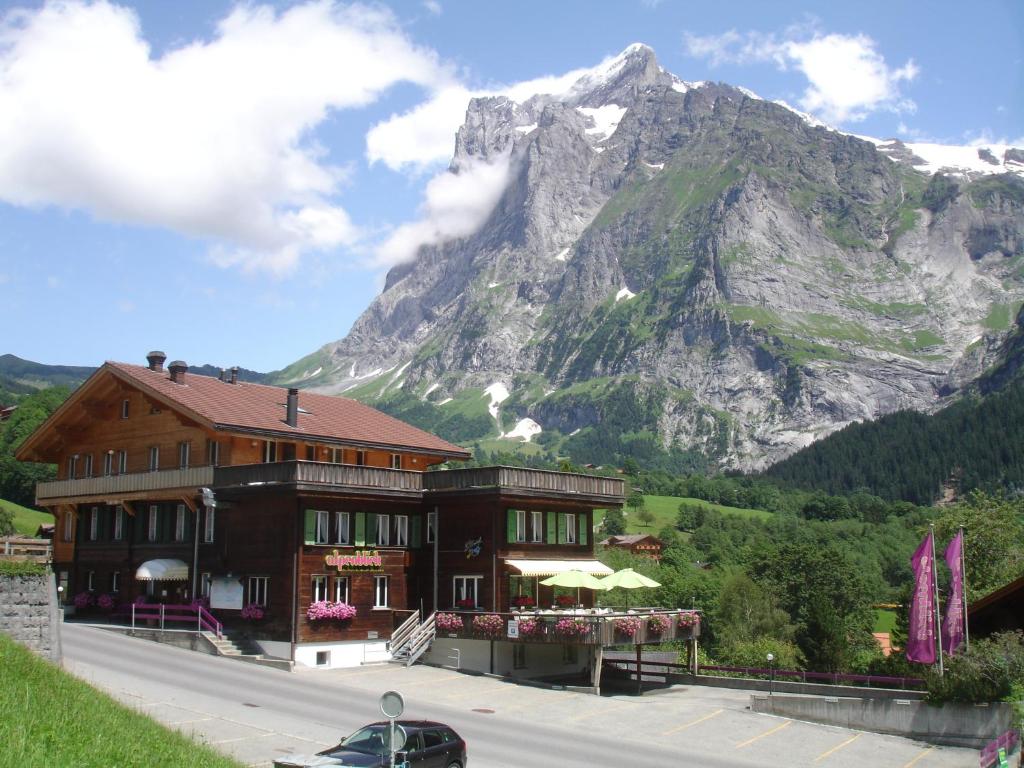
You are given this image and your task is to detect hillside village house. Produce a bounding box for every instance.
[599,533,663,561]
[18,353,659,676]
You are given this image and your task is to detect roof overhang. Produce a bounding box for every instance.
[505,559,614,577]
[135,559,189,581]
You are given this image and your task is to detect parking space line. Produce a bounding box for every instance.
[814,733,861,762]
[902,746,935,767]
[661,708,724,736]
[735,719,792,748]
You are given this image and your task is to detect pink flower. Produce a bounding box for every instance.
[554,617,588,637]
[435,612,463,631]
[472,613,504,638]
[647,614,670,634]
[241,603,265,620]
[73,591,94,609]
[614,616,642,637]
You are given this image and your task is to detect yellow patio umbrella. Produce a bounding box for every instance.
[598,568,661,589]
[540,570,609,606]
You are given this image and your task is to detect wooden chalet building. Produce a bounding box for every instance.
[598,533,663,561]
[17,353,626,670]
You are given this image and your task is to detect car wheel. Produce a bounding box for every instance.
[446,763,462,768]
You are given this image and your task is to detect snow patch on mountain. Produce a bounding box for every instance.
[554,248,570,261]
[484,382,510,419]
[577,105,627,139]
[503,417,542,442]
[615,287,637,302]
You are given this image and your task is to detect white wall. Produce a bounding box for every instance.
[293,640,391,669]
[255,639,291,660]
[423,638,589,678]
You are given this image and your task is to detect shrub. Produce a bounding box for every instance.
[926,631,1024,705]
[472,613,504,638]
[716,637,805,671]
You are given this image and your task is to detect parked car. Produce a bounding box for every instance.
[273,720,467,768]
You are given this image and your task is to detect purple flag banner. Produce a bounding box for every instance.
[941,530,965,655]
[907,531,937,664]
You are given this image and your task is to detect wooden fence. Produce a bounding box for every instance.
[0,537,52,563]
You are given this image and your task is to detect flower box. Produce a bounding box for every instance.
[554,617,588,638]
[613,616,642,638]
[241,603,265,620]
[677,611,700,629]
[472,613,504,638]
[435,612,463,632]
[647,613,670,634]
[306,601,356,622]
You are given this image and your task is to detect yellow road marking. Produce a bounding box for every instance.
[814,733,861,762]
[902,746,935,767]
[661,708,724,736]
[735,719,792,748]
[566,700,636,722]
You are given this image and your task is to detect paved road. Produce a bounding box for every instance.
[63,625,976,768]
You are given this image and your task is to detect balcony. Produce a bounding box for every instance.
[433,609,700,647]
[36,466,215,504]
[213,461,423,498]
[424,466,625,505]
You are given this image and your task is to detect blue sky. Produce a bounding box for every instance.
[0,0,1020,372]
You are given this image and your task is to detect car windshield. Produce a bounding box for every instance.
[335,725,409,757]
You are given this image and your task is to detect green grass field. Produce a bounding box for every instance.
[597,494,772,534]
[1,498,52,536]
[874,609,898,635]
[0,633,243,767]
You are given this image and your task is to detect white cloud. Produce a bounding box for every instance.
[683,28,918,124]
[0,1,453,274]
[422,0,442,15]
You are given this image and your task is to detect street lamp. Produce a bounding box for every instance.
[766,652,775,697]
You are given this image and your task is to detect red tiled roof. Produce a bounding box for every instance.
[106,362,470,458]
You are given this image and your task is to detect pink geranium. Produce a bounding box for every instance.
[241,603,265,620]
[554,617,588,637]
[73,591,94,609]
[472,613,504,638]
[435,612,463,632]
[614,616,642,637]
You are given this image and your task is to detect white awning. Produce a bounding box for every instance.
[135,559,189,581]
[506,559,614,577]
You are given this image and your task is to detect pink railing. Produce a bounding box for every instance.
[980,729,1020,768]
[122,603,222,639]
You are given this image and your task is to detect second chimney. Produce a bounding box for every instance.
[286,388,299,427]
[146,351,167,372]
[230,366,239,385]
[168,360,188,384]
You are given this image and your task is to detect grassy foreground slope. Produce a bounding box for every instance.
[1,498,52,536]
[0,634,242,768]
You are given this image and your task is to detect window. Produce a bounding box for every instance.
[375,514,390,546]
[248,576,269,607]
[147,505,159,542]
[328,447,343,464]
[89,507,98,541]
[335,511,350,545]
[174,504,186,542]
[178,441,190,468]
[103,452,113,476]
[393,515,408,547]
[203,508,215,543]
[313,510,329,544]
[311,575,328,603]
[426,512,437,544]
[531,511,543,542]
[263,440,276,463]
[333,576,349,604]
[121,398,130,419]
[83,454,93,478]
[67,455,78,479]
[111,571,120,593]
[117,450,127,474]
[87,570,95,591]
[453,575,482,609]
[62,511,73,542]
[423,730,446,749]
[355,449,367,466]
[515,509,526,542]
[565,513,577,544]
[113,506,124,541]
[373,575,389,608]
[148,446,159,472]
[315,650,330,667]
[390,453,402,469]
[206,439,220,467]
[305,445,316,461]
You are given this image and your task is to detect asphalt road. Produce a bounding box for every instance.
[62,624,975,768]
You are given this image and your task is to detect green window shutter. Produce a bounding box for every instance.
[411,516,421,548]
[366,514,378,545]
[355,512,366,546]
[557,514,566,544]
[507,509,517,543]
[546,512,556,544]
[303,510,316,544]
[579,515,588,546]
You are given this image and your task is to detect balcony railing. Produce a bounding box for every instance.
[424,466,625,502]
[213,461,423,494]
[433,609,700,646]
[36,466,215,503]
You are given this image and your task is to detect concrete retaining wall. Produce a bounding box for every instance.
[0,573,61,663]
[686,673,926,700]
[751,693,1012,748]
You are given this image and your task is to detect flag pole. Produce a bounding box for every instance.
[931,524,944,676]
[960,525,969,653]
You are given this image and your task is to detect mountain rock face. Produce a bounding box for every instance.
[281,45,1024,471]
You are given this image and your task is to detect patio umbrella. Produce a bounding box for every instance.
[540,570,609,606]
[598,568,661,589]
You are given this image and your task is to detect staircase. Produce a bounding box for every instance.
[203,630,263,659]
[390,612,436,667]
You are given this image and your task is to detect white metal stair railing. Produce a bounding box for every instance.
[390,612,436,667]
[389,610,421,659]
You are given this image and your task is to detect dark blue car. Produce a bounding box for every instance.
[274,720,467,768]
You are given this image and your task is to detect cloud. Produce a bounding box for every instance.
[683,27,918,124]
[0,1,453,274]
[422,0,442,15]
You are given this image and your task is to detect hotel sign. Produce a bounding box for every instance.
[325,549,383,570]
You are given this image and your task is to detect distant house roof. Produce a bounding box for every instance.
[600,534,662,546]
[0,405,16,422]
[968,574,1024,636]
[17,361,470,461]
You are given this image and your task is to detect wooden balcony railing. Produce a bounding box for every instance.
[432,609,699,647]
[0,537,52,563]
[213,461,424,495]
[423,466,625,502]
[36,466,215,503]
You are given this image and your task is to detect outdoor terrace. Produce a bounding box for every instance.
[35,466,215,504]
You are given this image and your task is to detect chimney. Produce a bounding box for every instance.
[229,366,239,385]
[168,360,188,384]
[146,351,167,372]
[218,368,226,382]
[286,388,299,427]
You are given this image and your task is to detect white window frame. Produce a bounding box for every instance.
[203,508,215,543]
[531,510,543,543]
[200,572,212,597]
[426,511,437,544]
[117,450,127,474]
[89,507,98,541]
[355,449,367,466]
[565,513,577,544]
[87,570,95,591]
[515,509,526,542]
[453,575,483,609]
[335,511,350,545]
[207,440,220,467]
[314,510,329,544]
[83,454,93,478]
[68,455,78,479]
[311,575,328,603]
[263,440,276,463]
[248,576,269,607]
[111,571,120,593]
[174,504,186,542]
[394,515,409,547]
[103,452,113,476]
[333,576,349,604]
[375,514,390,546]
[121,398,130,419]
[113,506,124,541]
[390,453,401,469]
[373,575,389,608]
[178,441,190,468]
[329,447,343,464]
[148,505,159,542]
[148,446,159,472]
